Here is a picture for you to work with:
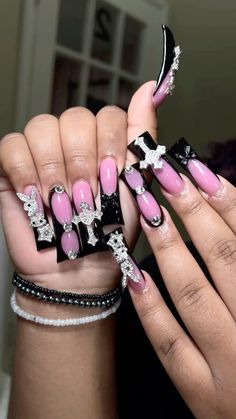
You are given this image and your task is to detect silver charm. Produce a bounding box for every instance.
[134,136,166,170]
[37,224,54,242]
[135,186,145,195]
[17,187,54,243]
[72,202,103,247]
[107,230,140,288]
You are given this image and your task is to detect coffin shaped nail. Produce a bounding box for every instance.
[168,138,222,196]
[104,228,146,290]
[153,25,181,108]
[121,163,164,227]
[72,180,106,255]
[128,131,166,171]
[17,186,55,250]
[49,185,81,262]
[99,157,124,226]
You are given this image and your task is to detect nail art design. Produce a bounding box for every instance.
[72,180,106,255]
[168,138,223,196]
[121,163,164,227]
[17,186,55,250]
[153,25,181,108]
[128,131,166,171]
[49,185,81,262]
[99,157,124,226]
[104,228,145,290]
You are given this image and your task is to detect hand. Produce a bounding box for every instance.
[129,164,236,418]
[0,82,157,294]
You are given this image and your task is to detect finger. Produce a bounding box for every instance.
[97,105,127,173]
[127,81,158,166]
[0,133,40,192]
[161,175,236,319]
[129,271,213,413]
[199,176,236,234]
[59,107,97,195]
[24,114,68,204]
[140,209,236,369]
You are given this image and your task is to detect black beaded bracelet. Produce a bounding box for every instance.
[13,272,122,309]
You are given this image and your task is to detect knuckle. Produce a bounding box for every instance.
[25,114,58,131]
[1,132,24,144]
[221,197,236,215]
[180,197,204,218]
[208,239,236,267]
[66,149,89,165]
[158,335,183,360]
[97,105,125,118]
[60,106,95,121]
[8,160,34,179]
[139,300,161,323]
[176,281,208,310]
[38,159,62,174]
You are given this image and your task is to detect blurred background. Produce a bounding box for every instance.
[0,0,236,385]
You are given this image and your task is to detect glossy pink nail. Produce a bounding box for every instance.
[61,231,80,260]
[152,158,184,195]
[122,165,163,227]
[187,160,222,196]
[72,180,94,212]
[51,190,73,225]
[127,258,146,292]
[100,157,117,195]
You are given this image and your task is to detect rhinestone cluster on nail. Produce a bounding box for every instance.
[164,45,181,95]
[17,187,54,242]
[72,202,103,247]
[134,136,166,170]
[107,230,140,288]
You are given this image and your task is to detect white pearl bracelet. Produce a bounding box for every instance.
[10,291,121,327]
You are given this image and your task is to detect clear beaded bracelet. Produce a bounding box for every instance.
[10,291,121,327]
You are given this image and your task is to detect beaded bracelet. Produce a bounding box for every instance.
[11,291,121,327]
[13,272,122,309]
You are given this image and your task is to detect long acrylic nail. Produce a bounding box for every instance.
[104,228,146,291]
[152,158,185,195]
[50,185,81,262]
[17,185,55,250]
[168,138,223,196]
[153,25,181,108]
[121,164,163,227]
[72,180,106,255]
[99,157,124,226]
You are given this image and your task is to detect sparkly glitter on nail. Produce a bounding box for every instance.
[37,224,54,242]
[134,136,166,170]
[72,202,103,247]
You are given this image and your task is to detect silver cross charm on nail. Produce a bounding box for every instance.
[72,202,103,247]
[134,136,166,170]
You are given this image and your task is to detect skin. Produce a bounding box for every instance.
[0,82,156,419]
[1,80,236,418]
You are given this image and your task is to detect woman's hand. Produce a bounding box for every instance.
[129,167,236,418]
[0,82,156,294]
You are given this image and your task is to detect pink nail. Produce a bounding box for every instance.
[124,168,144,189]
[72,180,94,212]
[187,159,222,196]
[153,69,172,108]
[61,230,79,259]
[136,191,162,225]
[128,259,146,292]
[100,157,117,195]
[51,190,73,225]
[152,158,184,195]
[24,185,44,213]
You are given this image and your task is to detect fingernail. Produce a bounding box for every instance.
[99,157,124,226]
[49,185,81,262]
[153,25,181,108]
[168,138,223,196]
[104,228,146,291]
[121,164,163,227]
[72,180,105,255]
[152,158,185,195]
[16,185,55,250]
[128,131,166,171]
